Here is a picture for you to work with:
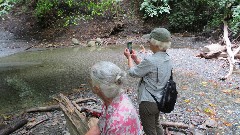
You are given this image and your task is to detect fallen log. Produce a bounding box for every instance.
[23,98,97,114]
[25,105,60,113]
[161,121,191,129]
[201,43,226,53]
[59,94,89,135]
[196,51,222,59]
[0,119,28,135]
[197,43,240,60]
[162,121,194,134]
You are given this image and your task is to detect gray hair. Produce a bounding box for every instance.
[150,38,171,51]
[90,61,126,98]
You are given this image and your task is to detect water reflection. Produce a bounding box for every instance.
[0,46,127,114]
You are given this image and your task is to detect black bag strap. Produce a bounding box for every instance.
[170,70,173,80]
[146,68,173,105]
[146,88,160,104]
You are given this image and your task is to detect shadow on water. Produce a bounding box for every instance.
[0,46,128,114]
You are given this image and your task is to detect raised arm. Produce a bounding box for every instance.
[131,50,141,65]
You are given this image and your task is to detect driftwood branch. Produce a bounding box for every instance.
[223,21,236,79]
[25,105,60,113]
[74,98,97,104]
[233,46,240,56]
[59,94,89,135]
[24,98,97,114]
[162,121,194,135]
[196,51,222,59]
[0,119,28,135]
[161,121,191,129]
[198,21,239,80]
[26,117,49,130]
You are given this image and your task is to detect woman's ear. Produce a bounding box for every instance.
[115,79,122,85]
[92,86,101,94]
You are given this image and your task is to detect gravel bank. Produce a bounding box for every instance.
[7,38,240,135]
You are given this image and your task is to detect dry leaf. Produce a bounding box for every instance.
[221,89,233,94]
[186,108,192,112]
[198,92,205,96]
[181,85,188,90]
[29,118,36,122]
[223,121,232,126]
[234,98,240,104]
[204,108,216,116]
[209,103,216,107]
[201,82,208,86]
[226,110,233,114]
[184,99,191,103]
[234,91,240,95]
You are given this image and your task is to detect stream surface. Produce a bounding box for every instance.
[0,44,133,114]
[0,32,208,114]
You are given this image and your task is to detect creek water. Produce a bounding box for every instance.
[0,45,131,114]
[0,34,204,115]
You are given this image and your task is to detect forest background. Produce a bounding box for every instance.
[0,0,239,43]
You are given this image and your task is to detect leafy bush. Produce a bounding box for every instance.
[140,0,239,36]
[34,0,118,27]
[140,0,170,18]
[230,4,240,35]
[168,0,219,33]
[0,0,32,17]
[0,0,15,16]
[35,0,57,18]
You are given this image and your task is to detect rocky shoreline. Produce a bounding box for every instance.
[1,36,239,135]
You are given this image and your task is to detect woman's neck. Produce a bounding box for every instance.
[153,49,166,53]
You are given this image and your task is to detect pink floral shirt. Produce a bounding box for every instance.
[98,93,142,135]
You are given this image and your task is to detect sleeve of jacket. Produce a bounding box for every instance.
[128,58,152,78]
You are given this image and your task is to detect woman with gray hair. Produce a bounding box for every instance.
[86,61,142,135]
[124,28,172,135]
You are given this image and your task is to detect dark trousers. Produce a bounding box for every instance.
[139,101,164,135]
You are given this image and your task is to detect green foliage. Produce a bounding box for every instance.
[230,4,240,35]
[140,0,170,18]
[34,0,57,18]
[34,0,118,27]
[0,0,27,17]
[168,0,219,32]
[0,0,119,27]
[140,0,239,35]
[0,0,14,16]
[211,0,240,35]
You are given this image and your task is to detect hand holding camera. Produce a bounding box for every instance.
[127,42,133,54]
